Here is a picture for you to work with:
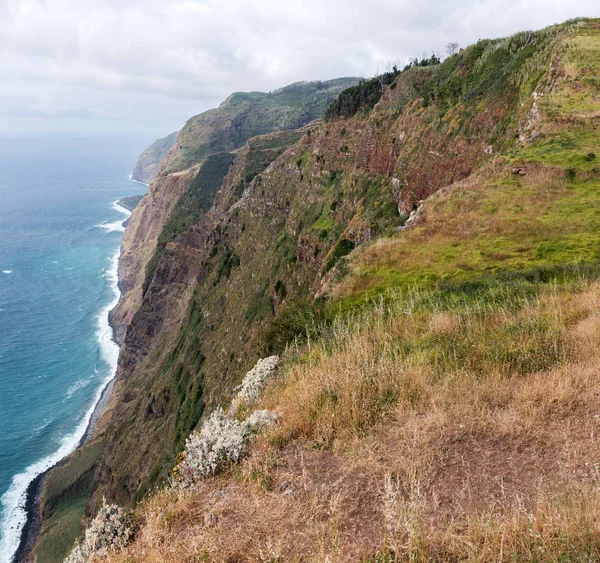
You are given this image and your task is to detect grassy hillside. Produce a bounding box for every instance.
[164,78,360,174]
[86,17,600,562]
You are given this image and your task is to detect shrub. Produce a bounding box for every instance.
[324,238,355,273]
[174,357,280,486]
[247,409,278,430]
[325,56,440,121]
[64,501,134,563]
[175,408,250,483]
[235,356,280,405]
[174,355,280,488]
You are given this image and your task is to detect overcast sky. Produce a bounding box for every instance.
[0,0,597,140]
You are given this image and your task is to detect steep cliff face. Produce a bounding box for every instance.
[110,166,198,343]
[131,131,178,184]
[111,78,359,343]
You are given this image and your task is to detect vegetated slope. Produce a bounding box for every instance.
[131,131,178,184]
[110,78,359,344]
[90,18,600,562]
[95,17,575,519]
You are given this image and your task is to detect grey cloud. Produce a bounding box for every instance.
[0,0,596,136]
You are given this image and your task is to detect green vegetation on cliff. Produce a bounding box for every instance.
[324,54,441,120]
[166,78,359,174]
[33,441,103,563]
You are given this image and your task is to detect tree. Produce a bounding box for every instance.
[446,42,460,56]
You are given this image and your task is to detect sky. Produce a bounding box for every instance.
[0,0,598,140]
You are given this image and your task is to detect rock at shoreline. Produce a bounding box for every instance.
[117,195,144,213]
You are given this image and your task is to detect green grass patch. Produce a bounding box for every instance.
[514,130,600,170]
[33,494,89,563]
[34,441,104,563]
[343,166,600,301]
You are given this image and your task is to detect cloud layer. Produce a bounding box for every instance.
[0,0,597,136]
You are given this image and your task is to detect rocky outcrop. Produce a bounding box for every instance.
[131,132,178,184]
[116,195,144,213]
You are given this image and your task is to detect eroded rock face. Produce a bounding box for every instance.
[114,79,361,344]
[111,168,198,343]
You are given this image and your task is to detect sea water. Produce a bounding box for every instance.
[0,137,149,562]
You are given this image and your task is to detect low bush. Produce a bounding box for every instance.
[174,407,276,486]
[64,501,134,563]
[174,356,280,486]
[234,355,280,405]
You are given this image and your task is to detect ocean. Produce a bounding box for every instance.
[0,137,148,563]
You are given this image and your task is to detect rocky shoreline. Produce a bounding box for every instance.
[12,474,43,563]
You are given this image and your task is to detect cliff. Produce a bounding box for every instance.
[131,132,177,184]
[110,78,359,344]
[32,18,600,563]
[91,20,571,509]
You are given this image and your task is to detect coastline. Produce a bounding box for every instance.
[12,474,43,563]
[128,174,149,187]
[13,380,116,563]
[9,203,131,563]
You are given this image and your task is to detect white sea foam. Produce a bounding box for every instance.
[0,203,131,563]
[2,271,12,275]
[31,418,53,437]
[64,378,91,401]
[96,220,125,233]
[95,201,131,233]
[128,174,149,187]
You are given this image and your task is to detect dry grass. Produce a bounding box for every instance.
[99,278,600,562]
[379,482,600,562]
[267,280,600,447]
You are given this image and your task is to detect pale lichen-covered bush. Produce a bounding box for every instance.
[176,407,250,483]
[247,409,278,430]
[175,407,277,486]
[64,501,134,563]
[235,355,280,405]
[174,356,280,487]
